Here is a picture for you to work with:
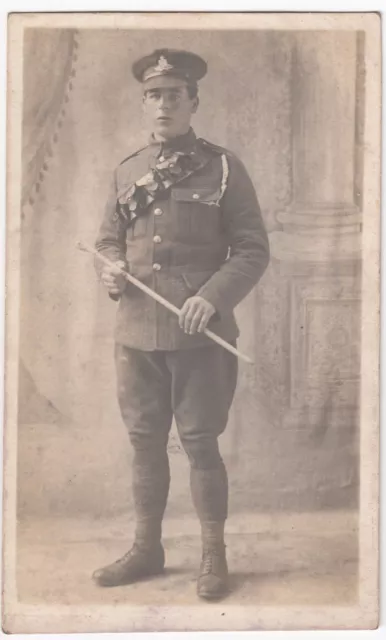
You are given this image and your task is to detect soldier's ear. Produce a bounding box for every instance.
[191,97,199,114]
[142,95,149,114]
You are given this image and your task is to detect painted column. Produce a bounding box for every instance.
[270,31,363,433]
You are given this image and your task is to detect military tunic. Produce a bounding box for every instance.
[95,128,270,351]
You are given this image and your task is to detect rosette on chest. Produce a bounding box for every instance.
[116,149,205,225]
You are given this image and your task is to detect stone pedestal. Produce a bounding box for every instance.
[269,31,363,437]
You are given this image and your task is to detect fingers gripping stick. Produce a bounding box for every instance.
[76,240,254,365]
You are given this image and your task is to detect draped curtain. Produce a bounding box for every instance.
[19,29,78,423]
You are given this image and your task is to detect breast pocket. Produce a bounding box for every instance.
[171,187,221,243]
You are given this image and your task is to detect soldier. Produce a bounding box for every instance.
[93,48,269,599]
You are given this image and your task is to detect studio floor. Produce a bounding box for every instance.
[16,510,358,608]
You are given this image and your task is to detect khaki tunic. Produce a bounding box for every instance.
[95,128,270,350]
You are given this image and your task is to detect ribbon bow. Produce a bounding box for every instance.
[116,149,205,225]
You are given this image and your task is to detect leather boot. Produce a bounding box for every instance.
[92,542,165,587]
[197,546,228,599]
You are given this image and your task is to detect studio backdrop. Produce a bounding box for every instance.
[18,28,362,518]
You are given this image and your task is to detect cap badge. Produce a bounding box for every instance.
[154,55,174,73]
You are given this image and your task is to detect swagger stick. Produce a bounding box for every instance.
[76,240,254,365]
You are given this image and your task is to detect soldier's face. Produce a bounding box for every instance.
[142,77,198,139]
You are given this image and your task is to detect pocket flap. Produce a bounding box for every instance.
[172,187,220,204]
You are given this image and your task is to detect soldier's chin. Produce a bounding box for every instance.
[155,119,175,136]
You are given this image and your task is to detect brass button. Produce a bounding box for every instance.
[192,193,200,200]
[154,208,163,216]
[153,235,162,243]
[159,155,165,162]
[152,263,161,271]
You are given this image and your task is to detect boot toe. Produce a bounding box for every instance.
[197,574,228,599]
[92,567,116,587]
[92,568,102,582]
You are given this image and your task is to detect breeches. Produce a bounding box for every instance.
[115,343,238,468]
[115,343,238,522]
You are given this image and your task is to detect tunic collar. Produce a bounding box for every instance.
[148,127,197,156]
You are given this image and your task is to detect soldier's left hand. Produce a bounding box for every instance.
[179,296,216,334]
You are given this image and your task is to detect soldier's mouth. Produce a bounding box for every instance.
[157,116,172,122]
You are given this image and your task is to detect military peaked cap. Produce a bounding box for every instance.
[132,48,207,84]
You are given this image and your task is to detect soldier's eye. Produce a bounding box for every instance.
[145,92,161,103]
[144,90,183,105]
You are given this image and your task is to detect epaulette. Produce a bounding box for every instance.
[119,145,149,166]
[197,138,233,157]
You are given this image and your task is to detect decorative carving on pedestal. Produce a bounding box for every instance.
[289,277,360,411]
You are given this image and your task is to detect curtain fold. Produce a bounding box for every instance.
[19,29,78,422]
[22,29,77,207]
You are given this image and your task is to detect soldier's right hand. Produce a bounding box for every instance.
[101,260,127,295]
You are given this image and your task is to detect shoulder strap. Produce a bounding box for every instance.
[119,145,149,166]
[197,138,232,157]
[197,139,231,203]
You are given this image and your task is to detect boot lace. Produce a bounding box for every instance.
[202,548,223,575]
[116,543,141,565]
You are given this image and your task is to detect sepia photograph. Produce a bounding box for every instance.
[3,11,381,633]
